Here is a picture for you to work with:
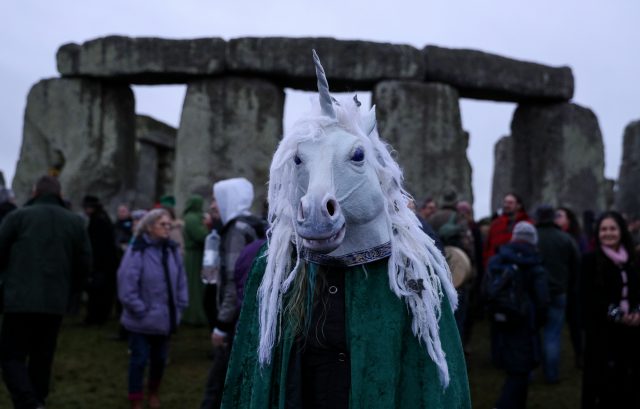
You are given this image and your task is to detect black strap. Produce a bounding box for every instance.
[161,243,177,334]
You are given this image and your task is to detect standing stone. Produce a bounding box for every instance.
[174,77,284,213]
[616,120,640,217]
[509,102,606,216]
[135,115,177,209]
[491,135,514,214]
[0,171,5,188]
[373,81,472,205]
[12,78,135,212]
[134,143,159,210]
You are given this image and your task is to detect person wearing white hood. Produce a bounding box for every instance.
[201,177,265,409]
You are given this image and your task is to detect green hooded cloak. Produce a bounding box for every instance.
[181,194,209,325]
[222,248,471,408]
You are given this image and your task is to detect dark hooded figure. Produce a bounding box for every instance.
[0,176,91,408]
[487,221,549,409]
[83,195,119,325]
[181,194,209,326]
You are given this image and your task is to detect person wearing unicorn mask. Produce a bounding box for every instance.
[221,51,470,409]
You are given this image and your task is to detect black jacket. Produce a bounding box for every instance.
[0,194,92,314]
[87,209,118,289]
[581,250,640,408]
[536,222,580,296]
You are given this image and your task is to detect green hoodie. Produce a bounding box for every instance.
[183,194,208,251]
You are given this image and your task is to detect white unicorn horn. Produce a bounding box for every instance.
[312,49,336,120]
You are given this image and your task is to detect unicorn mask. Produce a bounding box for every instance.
[292,51,391,263]
[259,50,458,385]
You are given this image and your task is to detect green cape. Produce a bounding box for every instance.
[222,250,471,408]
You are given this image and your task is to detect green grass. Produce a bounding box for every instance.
[467,318,581,408]
[0,315,581,408]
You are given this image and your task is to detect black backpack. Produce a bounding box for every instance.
[483,262,530,324]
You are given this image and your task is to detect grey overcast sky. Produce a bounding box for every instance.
[1,1,638,218]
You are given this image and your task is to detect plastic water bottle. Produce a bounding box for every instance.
[201,230,220,284]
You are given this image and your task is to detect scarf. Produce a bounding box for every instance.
[601,245,629,266]
[601,245,630,313]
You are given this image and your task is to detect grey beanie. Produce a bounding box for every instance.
[511,221,538,245]
[535,204,555,224]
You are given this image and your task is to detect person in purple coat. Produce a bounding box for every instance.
[118,208,189,409]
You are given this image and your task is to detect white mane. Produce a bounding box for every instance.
[258,96,458,386]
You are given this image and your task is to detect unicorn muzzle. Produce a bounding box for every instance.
[296,194,346,253]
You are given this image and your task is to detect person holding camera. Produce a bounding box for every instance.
[581,211,640,408]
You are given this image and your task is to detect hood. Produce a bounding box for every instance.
[213,178,254,225]
[183,194,204,216]
[497,241,542,266]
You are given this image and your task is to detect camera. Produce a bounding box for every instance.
[608,304,640,323]
[607,304,625,322]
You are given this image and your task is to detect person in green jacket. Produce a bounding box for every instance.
[182,194,209,325]
[0,175,92,409]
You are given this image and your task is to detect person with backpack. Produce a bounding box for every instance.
[485,221,549,409]
[117,208,189,409]
[201,177,265,409]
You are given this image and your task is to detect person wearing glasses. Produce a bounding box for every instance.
[118,208,189,409]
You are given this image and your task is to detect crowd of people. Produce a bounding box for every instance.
[0,175,267,409]
[414,191,640,408]
[0,174,639,408]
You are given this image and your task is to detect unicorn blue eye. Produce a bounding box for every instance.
[294,155,302,165]
[351,147,365,162]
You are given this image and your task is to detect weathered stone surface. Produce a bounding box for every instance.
[134,115,177,209]
[616,120,640,217]
[174,77,284,213]
[227,37,424,91]
[57,36,226,84]
[507,102,606,216]
[491,135,514,214]
[423,46,574,103]
[135,142,158,210]
[136,115,176,150]
[373,81,472,205]
[13,78,136,213]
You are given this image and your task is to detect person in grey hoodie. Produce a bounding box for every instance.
[201,177,264,409]
[118,208,188,409]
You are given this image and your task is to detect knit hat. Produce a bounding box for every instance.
[440,189,458,208]
[535,204,555,224]
[511,221,538,245]
[159,195,176,208]
[457,201,472,214]
[82,195,101,208]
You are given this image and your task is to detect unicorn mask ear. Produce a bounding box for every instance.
[362,105,377,136]
[312,49,336,120]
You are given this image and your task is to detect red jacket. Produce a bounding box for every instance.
[482,210,531,268]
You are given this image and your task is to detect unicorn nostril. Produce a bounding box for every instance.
[326,199,337,217]
[298,203,305,222]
